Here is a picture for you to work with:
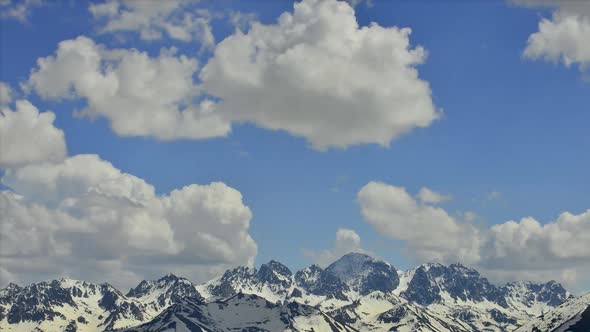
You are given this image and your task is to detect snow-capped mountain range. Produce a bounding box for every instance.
[1,253,587,332]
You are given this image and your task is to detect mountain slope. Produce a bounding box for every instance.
[197,260,294,303]
[119,293,357,332]
[393,263,572,331]
[515,293,590,332]
[0,275,202,332]
[325,253,400,296]
[0,253,578,332]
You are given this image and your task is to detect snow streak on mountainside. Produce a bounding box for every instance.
[0,253,582,332]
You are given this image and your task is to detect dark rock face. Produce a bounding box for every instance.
[566,305,590,332]
[0,283,21,304]
[6,280,76,324]
[403,263,505,306]
[64,320,78,332]
[329,300,362,325]
[0,283,22,321]
[535,281,570,306]
[289,288,302,298]
[325,253,400,295]
[126,280,151,298]
[314,270,350,298]
[208,261,294,299]
[256,260,293,289]
[357,260,400,295]
[402,267,442,306]
[99,284,125,311]
[209,266,256,298]
[295,253,400,299]
[489,308,517,325]
[402,263,571,312]
[499,280,572,312]
[378,306,409,324]
[294,264,323,290]
[454,309,479,322]
[295,265,349,300]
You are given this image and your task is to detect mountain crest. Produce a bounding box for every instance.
[326,252,400,295]
[0,255,578,332]
[256,260,293,288]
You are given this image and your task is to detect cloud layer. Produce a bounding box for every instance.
[1,155,257,287]
[0,98,256,288]
[358,181,590,288]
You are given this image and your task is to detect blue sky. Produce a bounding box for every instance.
[1,0,589,292]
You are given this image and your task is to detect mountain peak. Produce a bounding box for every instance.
[162,273,178,280]
[324,252,399,296]
[1,258,577,332]
[4,283,20,290]
[259,260,292,275]
[327,252,377,277]
[126,274,202,306]
[256,260,293,289]
[339,252,375,262]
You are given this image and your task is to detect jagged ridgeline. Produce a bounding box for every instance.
[1,253,587,332]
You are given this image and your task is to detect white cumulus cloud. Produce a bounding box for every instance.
[358,182,480,264]
[1,154,257,288]
[0,100,67,168]
[200,0,438,150]
[358,180,590,289]
[518,0,590,72]
[26,36,230,140]
[28,0,438,150]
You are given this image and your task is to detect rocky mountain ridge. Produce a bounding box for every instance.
[0,252,582,332]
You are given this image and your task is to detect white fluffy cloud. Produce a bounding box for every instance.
[358,182,480,264]
[26,36,230,140]
[200,0,438,150]
[28,0,437,150]
[519,0,590,71]
[481,211,590,269]
[0,100,67,168]
[89,0,214,48]
[358,181,590,288]
[1,154,257,288]
[304,228,366,266]
[417,187,451,204]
